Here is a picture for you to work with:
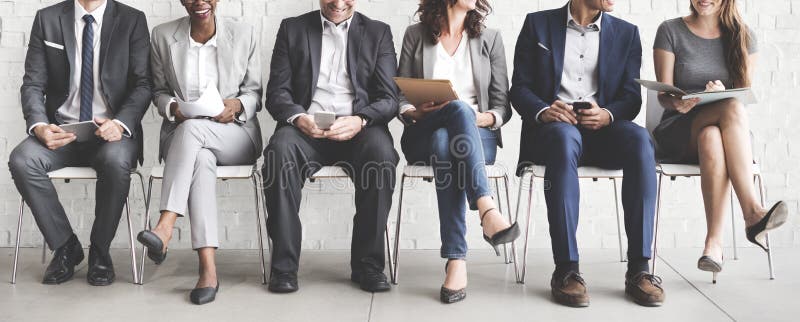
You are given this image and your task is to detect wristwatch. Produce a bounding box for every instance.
[357,114,369,128]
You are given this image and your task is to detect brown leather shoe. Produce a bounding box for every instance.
[550,271,590,307]
[625,272,665,307]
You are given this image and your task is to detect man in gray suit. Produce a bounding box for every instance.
[263,0,399,294]
[8,0,151,286]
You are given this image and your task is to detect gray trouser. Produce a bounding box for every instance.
[8,136,138,261]
[160,120,256,249]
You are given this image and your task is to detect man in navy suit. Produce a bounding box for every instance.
[510,0,664,307]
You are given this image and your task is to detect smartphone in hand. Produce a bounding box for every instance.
[314,111,336,130]
[572,101,592,111]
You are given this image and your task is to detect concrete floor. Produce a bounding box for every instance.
[0,247,796,322]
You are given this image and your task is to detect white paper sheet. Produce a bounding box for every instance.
[175,84,225,118]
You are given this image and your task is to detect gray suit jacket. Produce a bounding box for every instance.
[20,0,152,163]
[397,23,512,147]
[150,16,263,160]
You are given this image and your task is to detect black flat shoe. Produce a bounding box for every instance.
[268,271,298,293]
[137,230,168,264]
[42,234,84,285]
[440,260,466,304]
[480,208,521,255]
[746,201,789,251]
[697,255,723,284]
[190,283,219,305]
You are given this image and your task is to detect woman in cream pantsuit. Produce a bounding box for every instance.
[136,0,262,305]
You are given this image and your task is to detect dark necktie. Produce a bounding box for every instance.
[79,14,95,122]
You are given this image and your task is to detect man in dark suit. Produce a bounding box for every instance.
[8,0,151,286]
[262,0,399,293]
[510,0,664,307]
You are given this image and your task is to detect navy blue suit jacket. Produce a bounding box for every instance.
[510,5,642,166]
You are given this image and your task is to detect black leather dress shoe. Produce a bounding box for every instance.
[86,246,115,286]
[268,271,298,293]
[351,270,391,292]
[190,283,219,305]
[42,234,84,285]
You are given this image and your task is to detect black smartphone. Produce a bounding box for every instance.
[572,101,592,110]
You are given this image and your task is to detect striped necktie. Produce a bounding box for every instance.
[79,14,95,122]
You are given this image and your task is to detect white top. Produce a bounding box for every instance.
[288,13,356,125]
[30,0,130,135]
[535,1,614,123]
[432,32,479,111]
[163,31,220,122]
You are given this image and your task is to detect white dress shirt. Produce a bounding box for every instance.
[163,32,220,122]
[30,0,131,136]
[287,14,355,125]
[535,2,614,123]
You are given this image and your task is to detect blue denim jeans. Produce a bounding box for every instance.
[401,101,498,259]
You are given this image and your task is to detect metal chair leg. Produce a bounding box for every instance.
[652,173,664,275]
[139,176,155,284]
[41,236,46,264]
[612,178,626,262]
[495,177,510,263]
[730,189,738,260]
[756,174,775,280]
[259,171,273,279]
[516,171,535,284]
[11,197,25,284]
[502,175,518,275]
[252,171,268,285]
[390,174,406,285]
[502,175,515,265]
[125,198,139,284]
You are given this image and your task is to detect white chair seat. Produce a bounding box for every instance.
[47,167,99,179]
[522,165,624,178]
[402,164,509,179]
[658,163,761,177]
[310,166,349,179]
[149,165,254,179]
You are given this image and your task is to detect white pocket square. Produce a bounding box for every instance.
[43,40,64,50]
[537,42,550,51]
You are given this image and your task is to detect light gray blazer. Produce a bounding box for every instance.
[397,23,512,147]
[150,16,262,160]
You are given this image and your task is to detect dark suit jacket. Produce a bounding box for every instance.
[509,5,642,166]
[265,11,399,127]
[20,0,152,163]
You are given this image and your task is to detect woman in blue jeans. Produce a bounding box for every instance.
[397,0,518,303]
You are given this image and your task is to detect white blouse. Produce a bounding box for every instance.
[431,31,479,111]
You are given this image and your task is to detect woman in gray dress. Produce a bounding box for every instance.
[653,0,788,281]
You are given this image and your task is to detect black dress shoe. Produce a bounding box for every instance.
[746,201,789,251]
[351,269,391,293]
[137,230,168,264]
[42,234,84,285]
[86,246,115,286]
[190,283,219,305]
[268,271,298,293]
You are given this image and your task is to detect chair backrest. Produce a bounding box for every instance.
[644,90,664,136]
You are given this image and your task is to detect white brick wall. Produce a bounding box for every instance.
[1,0,798,251]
